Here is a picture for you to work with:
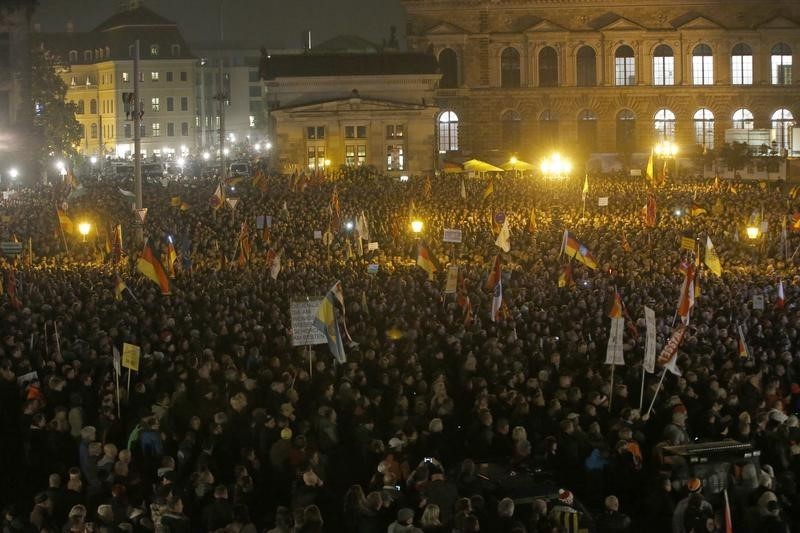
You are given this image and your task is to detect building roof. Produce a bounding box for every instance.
[263,52,439,79]
[39,5,194,64]
[313,35,381,54]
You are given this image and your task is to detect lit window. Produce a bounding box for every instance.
[692,44,713,85]
[653,45,674,86]
[732,108,754,130]
[771,108,794,151]
[90,123,97,138]
[249,115,255,127]
[615,46,635,86]
[122,72,129,83]
[438,111,459,152]
[151,71,159,82]
[150,44,159,57]
[654,108,676,139]
[731,44,753,85]
[387,145,404,170]
[386,125,404,139]
[151,97,160,112]
[152,123,161,137]
[771,43,792,85]
[693,108,714,149]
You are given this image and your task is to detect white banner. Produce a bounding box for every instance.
[290,300,327,347]
[605,317,625,365]
[598,197,609,207]
[644,306,656,373]
[444,265,459,294]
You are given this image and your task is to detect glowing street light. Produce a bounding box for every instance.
[223,148,230,156]
[202,152,211,161]
[746,226,760,240]
[345,221,354,231]
[55,160,67,176]
[265,142,272,150]
[540,153,572,178]
[177,157,186,168]
[324,159,331,167]
[90,156,98,165]
[654,140,679,158]
[78,222,91,242]
[8,168,19,180]
[254,143,261,152]
[411,219,424,234]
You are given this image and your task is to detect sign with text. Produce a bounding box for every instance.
[368,242,379,251]
[752,294,765,310]
[367,264,379,275]
[443,228,463,243]
[121,343,141,371]
[0,242,23,257]
[290,299,327,347]
[445,265,459,294]
[313,230,322,240]
[598,197,609,207]
[256,215,265,229]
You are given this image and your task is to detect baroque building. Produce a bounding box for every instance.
[41,2,197,160]
[402,0,800,169]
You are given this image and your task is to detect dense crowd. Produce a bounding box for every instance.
[0,165,799,533]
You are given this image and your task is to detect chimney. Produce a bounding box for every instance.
[66,21,74,33]
[304,30,312,51]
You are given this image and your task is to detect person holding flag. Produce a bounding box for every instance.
[485,255,503,322]
[313,282,347,364]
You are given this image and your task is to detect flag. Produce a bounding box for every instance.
[5,270,21,309]
[776,279,785,310]
[57,208,74,235]
[269,250,281,280]
[704,236,722,277]
[112,346,121,377]
[621,233,632,252]
[712,197,724,216]
[558,263,575,288]
[608,290,623,318]
[723,490,733,533]
[482,180,494,200]
[118,188,136,200]
[561,230,598,269]
[209,184,224,209]
[643,193,656,227]
[136,244,170,295]
[114,274,127,301]
[690,202,707,216]
[658,324,687,376]
[489,257,503,322]
[677,263,695,325]
[460,178,467,200]
[494,218,511,252]
[355,211,370,242]
[111,224,123,264]
[165,239,177,277]
[485,254,502,290]
[252,171,269,193]
[737,325,750,360]
[236,222,252,266]
[582,174,589,201]
[490,211,504,235]
[527,207,537,233]
[313,288,347,364]
[792,213,800,232]
[416,240,437,280]
[330,187,341,230]
[680,235,696,252]
[457,271,473,325]
[645,150,654,186]
[644,306,656,374]
[180,201,190,211]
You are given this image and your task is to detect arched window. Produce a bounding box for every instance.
[653,44,674,86]
[90,123,98,139]
[732,108,754,130]
[731,43,753,85]
[438,49,458,89]
[693,108,714,149]
[771,108,794,151]
[438,111,459,152]
[76,100,84,114]
[538,46,558,87]
[771,43,792,85]
[171,44,181,57]
[501,110,521,151]
[89,99,97,114]
[692,44,714,85]
[539,109,558,145]
[577,110,598,152]
[616,109,636,153]
[83,50,93,62]
[68,50,77,63]
[150,44,159,57]
[576,46,596,87]
[654,109,676,139]
[500,48,520,88]
[105,46,110,58]
[615,45,635,86]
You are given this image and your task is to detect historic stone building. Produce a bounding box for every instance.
[264,52,441,174]
[402,0,800,169]
[42,2,197,160]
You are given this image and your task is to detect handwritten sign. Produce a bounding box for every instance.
[443,228,463,243]
[598,197,609,207]
[290,300,327,347]
[313,230,322,240]
[368,242,379,251]
[121,343,140,371]
[445,266,459,294]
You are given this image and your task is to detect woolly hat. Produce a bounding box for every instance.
[687,478,703,493]
[558,489,574,505]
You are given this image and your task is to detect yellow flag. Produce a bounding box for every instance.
[704,236,722,277]
[645,150,654,185]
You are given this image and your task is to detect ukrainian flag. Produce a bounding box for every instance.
[314,290,347,364]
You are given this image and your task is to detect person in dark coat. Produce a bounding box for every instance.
[596,495,632,533]
[201,485,234,531]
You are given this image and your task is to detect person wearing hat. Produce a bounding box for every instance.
[387,507,422,533]
[548,489,589,533]
[671,479,712,533]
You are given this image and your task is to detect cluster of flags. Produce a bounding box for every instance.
[560,231,598,269]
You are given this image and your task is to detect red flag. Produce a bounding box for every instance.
[723,490,733,533]
[456,271,473,326]
[5,270,21,309]
[608,291,623,318]
[644,193,656,227]
[677,263,695,325]
[485,255,502,290]
[776,279,786,310]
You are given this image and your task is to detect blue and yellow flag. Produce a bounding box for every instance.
[314,287,347,364]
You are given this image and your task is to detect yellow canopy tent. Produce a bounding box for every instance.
[501,159,535,171]
[463,159,504,173]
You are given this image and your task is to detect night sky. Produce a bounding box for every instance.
[34,0,407,50]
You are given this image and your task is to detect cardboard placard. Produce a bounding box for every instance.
[367,264,379,275]
[290,300,327,347]
[445,265,459,294]
[752,294,765,310]
[368,242,379,251]
[121,343,141,371]
[443,228,463,243]
[313,230,322,240]
[598,197,609,206]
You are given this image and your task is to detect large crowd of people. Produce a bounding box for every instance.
[0,163,798,533]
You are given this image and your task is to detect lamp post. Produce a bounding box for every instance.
[411,219,424,234]
[746,225,760,264]
[78,222,91,243]
[654,140,678,182]
[540,153,572,180]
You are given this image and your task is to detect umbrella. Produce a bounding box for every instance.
[442,161,464,174]
[463,159,504,173]
[501,159,535,171]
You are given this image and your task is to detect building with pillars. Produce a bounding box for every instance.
[402,0,800,170]
[41,2,197,160]
[264,52,441,174]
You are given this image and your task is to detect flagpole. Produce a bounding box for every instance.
[56,208,70,255]
[115,365,121,418]
[646,368,668,418]
[609,362,616,412]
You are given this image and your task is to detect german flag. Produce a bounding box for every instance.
[689,202,707,216]
[608,290,623,318]
[56,208,74,235]
[558,263,575,288]
[136,244,170,295]
[482,180,494,200]
[416,240,437,280]
[561,231,598,270]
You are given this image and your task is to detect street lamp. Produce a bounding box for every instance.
[203,152,211,161]
[55,160,66,176]
[540,153,572,178]
[78,222,91,242]
[411,219,424,234]
[8,168,18,180]
[654,140,678,158]
[90,156,98,165]
[746,226,760,240]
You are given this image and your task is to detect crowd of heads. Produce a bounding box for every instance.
[0,164,799,533]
